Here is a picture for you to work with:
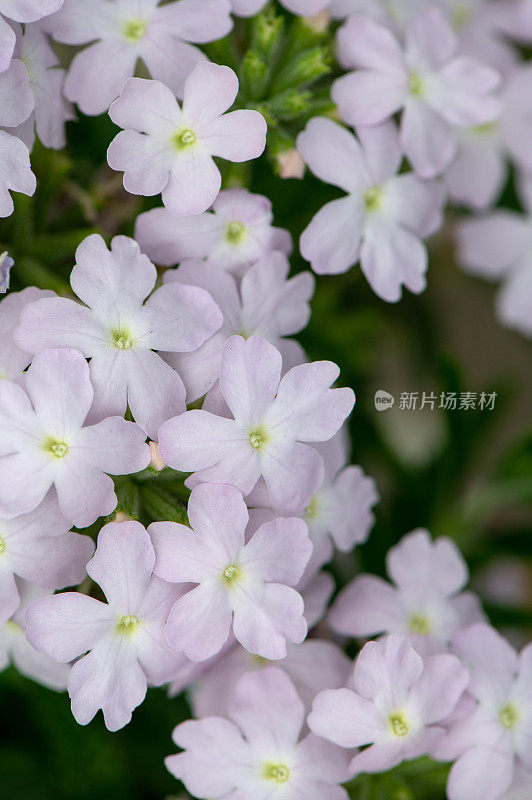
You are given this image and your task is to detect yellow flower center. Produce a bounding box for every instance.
[123,20,147,41]
[111,328,134,349]
[263,763,290,783]
[499,704,519,730]
[222,564,241,585]
[116,615,140,635]
[409,613,432,635]
[44,438,69,459]
[408,73,424,97]
[305,495,320,520]
[0,535,5,555]
[389,711,409,737]
[173,129,197,150]
[248,428,268,450]
[226,221,246,244]
[364,185,383,212]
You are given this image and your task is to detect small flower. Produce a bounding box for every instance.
[329,528,485,655]
[0,287,53,380]
[150,483,312,661]
[15,234,223,438]
[0,348,150,526]
[167,667,351,799]
[332,9,501,177]
[107,63,267,216]
[158,335,355,511]
[435,624,532,800]
[135,188,292,275]
[0,0,64,73]
[25,521,189,731]
[0,579,69,691]
[43,0,232,114]
[160,253,313,402]
[297,117,446,300]
[308,633,469,776]
[0,491,94,627]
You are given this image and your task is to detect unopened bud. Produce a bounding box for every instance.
[277,149,305,179]
[149,441,166,472]
[114,511,133,523]
[302,10,330,33]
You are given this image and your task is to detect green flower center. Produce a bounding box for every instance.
[364,185,383,212]
[471,121,498,136]
[173,129,197,150]
[123,20,147,41]
[305,495,320,520]
[408,73,424,97]
[0,536,5,555]
[249,429,268,450]
[226,221,246,244]
[263,763,290,783]
[409,613,432,635]
[389,712,409,737]
[222,564,241,585]
[44,438,69,459]
[111,328,134,349]
[499,703,519,730]
[116,615,140,635]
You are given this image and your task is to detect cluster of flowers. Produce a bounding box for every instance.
[1,2,531,800]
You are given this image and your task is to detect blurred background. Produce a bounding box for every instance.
[1,11,531,800]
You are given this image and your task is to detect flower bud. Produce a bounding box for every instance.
[149,441,166,472]
[277,149,305,179]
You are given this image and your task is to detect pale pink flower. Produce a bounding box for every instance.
[159,254,313,402]
[107,63,267,216]
[25,521,188,731]
[0,0,64,73]
[0,579,69,691]
[158,335,355,511]
[135,188,292,275]
[150,483,312,661]
[0,287,53,380]
[0,58,36,216]
[0,348,150,527]
[43,0,232,115]
[15,234,222,439]
[167,667,350,800]
[298,117,445,300]
[0,491,94,627]
[434,624,532,800]
[329,528,485,655]
[456,175,532,338]
[495,0,532,44]
[332,9,501,177]
[309,633,469,775]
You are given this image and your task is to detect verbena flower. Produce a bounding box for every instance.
[15,234,222,438]
[0,287,53,380]
[0,348,150,526]
[158,335,355,510]
[0,0,64,73]
[332,8,501,177]
[43,0,232,114]
[329,528,485,654]
[0,58,35,216]
[167,666,351,799]
[135,188,292,275]
[150,483,312,661]
[309,633,469,775]
[297,117,445,300]
[107,63,266,216]
[25,521,188,731]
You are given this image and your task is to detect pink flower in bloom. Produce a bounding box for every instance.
[150,483,312,661]
[0,348,150,526]
[158,336,355,511]
[107,63,267,216]
[329,529,484,655]
[135,188,292,275]
[25,521,188,731]
[167,666,350,799]
[445,65,532,209]
[15,234,222,439]
[159,254,313,402]
[6,23,73,151]
[297,118,445,300]
[456,176,532,338]
[435,624,532,800]
[308,633,469,776]
[332,9,501,177]
[0,0,64,73]
[0,287,53,380]
[183,637,352,719]
[43,0,232,115]
[0,58,36,216]
[0,491,94,627]
[247,433,378,577]
[0,579,69,691]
